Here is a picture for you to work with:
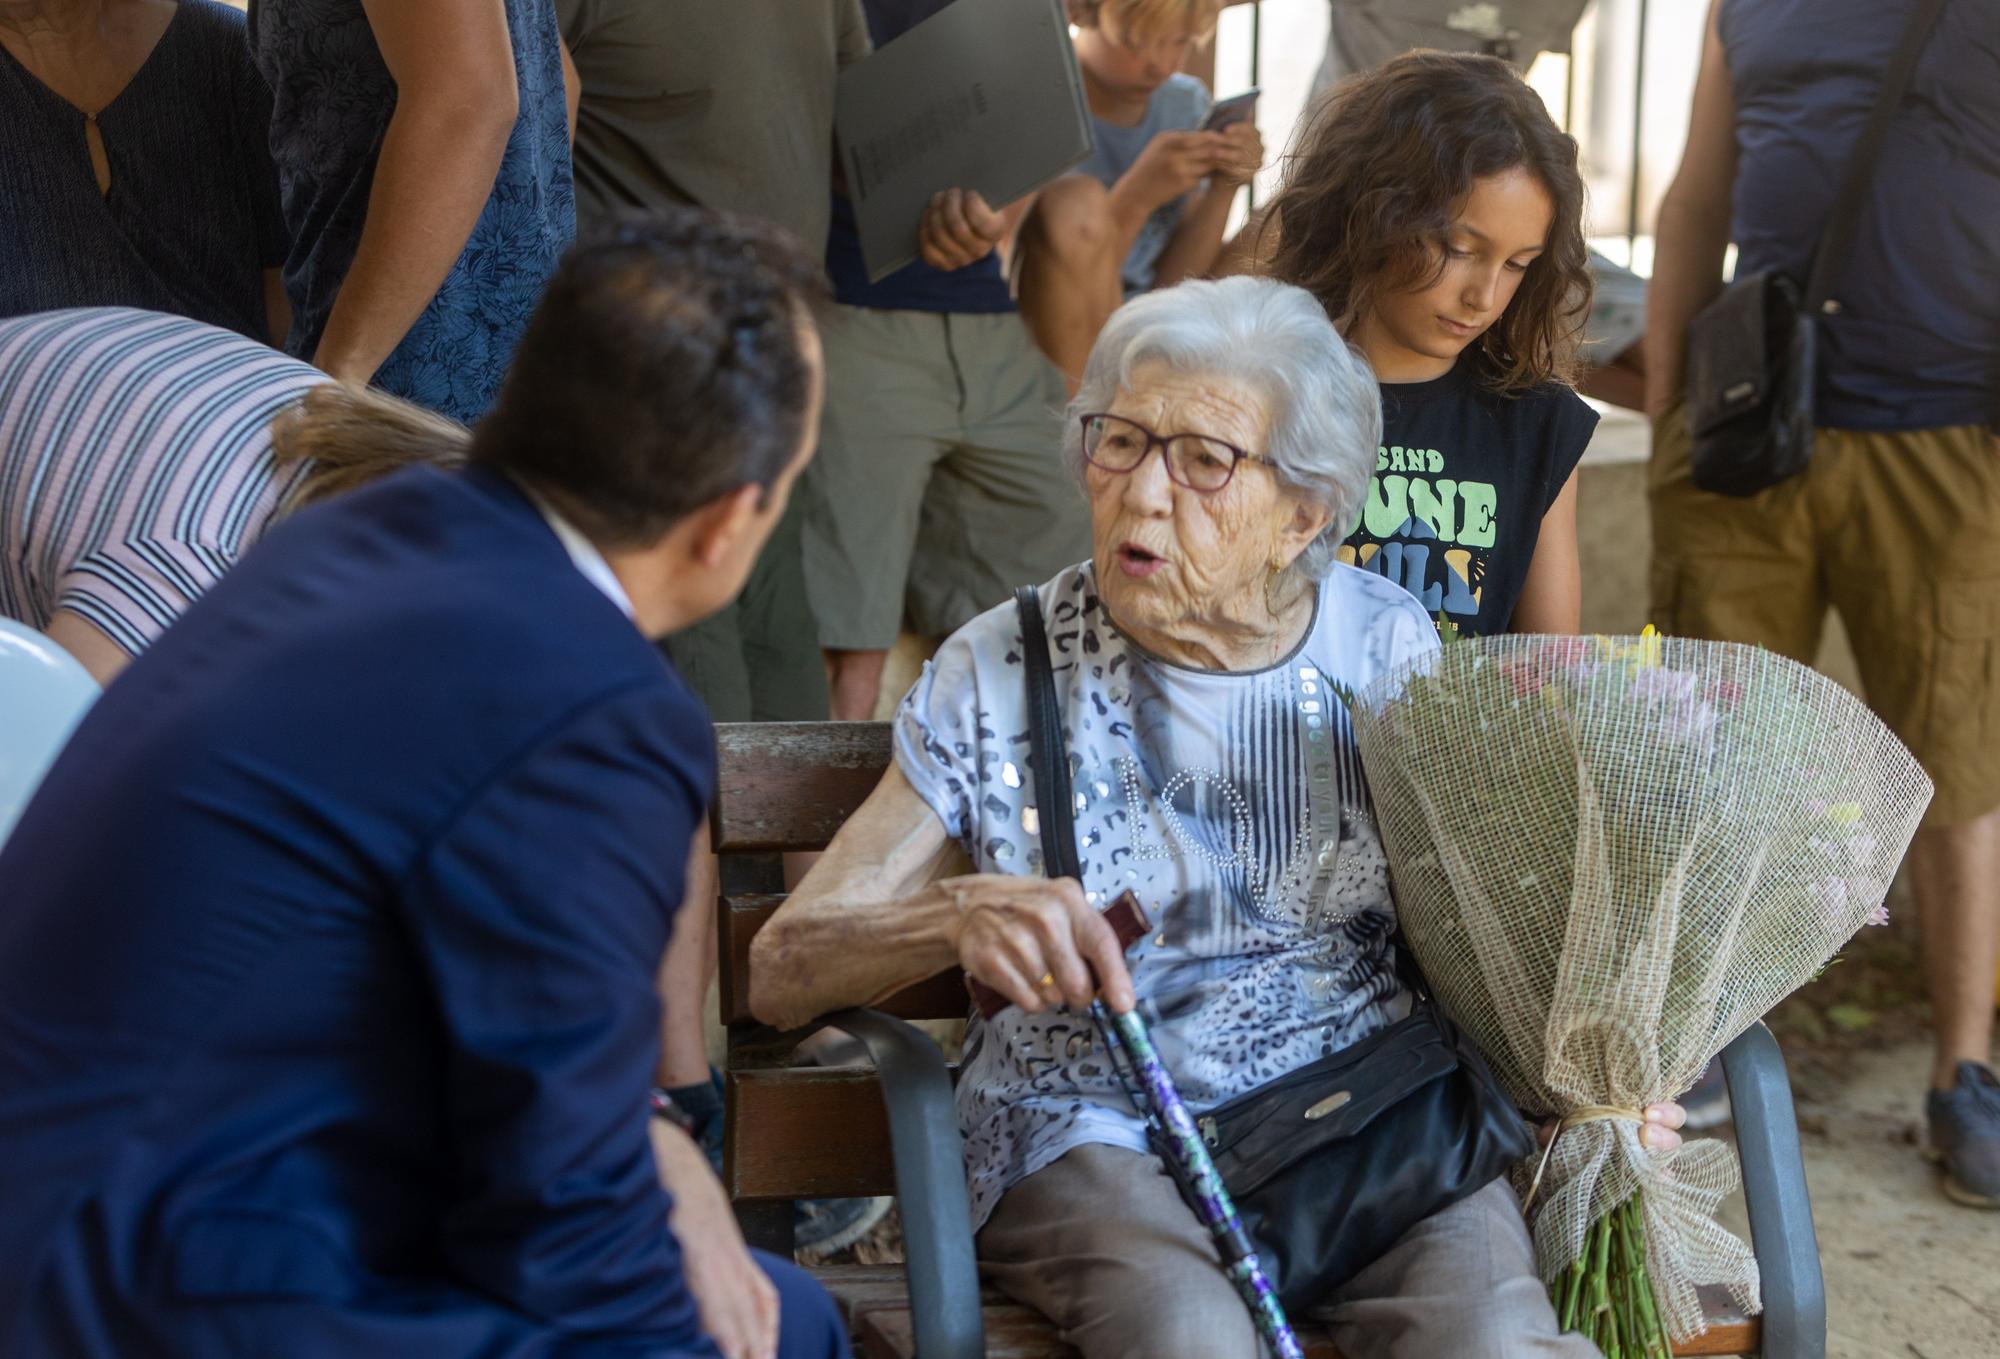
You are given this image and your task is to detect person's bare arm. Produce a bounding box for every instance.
[1643,0,1737,420]
[1153,120,1261,287]
[311,0,520,384]
[750,765,1136,1031]
[45,611,131,688]
[652,1119,778,1359]
[1104,130,1225,267]
[1510,470,1582,635]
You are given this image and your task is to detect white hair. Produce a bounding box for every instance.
[1062,275,1380,579]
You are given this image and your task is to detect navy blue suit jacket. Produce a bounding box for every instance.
[0,467,722,1357]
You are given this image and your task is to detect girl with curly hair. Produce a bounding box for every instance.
[1253,49,1598,639]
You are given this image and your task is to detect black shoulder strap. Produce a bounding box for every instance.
[1804,0,1949,309]
[1015,586,1082,881]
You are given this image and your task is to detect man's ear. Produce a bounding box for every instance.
[688,483,767,570]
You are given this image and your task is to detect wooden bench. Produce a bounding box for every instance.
[714,722,1826,1359]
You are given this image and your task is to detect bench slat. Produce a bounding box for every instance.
[713,722,892,852]
[727,1067,902,1201]
[719,894,971,1027]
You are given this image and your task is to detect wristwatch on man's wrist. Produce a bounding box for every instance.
[648,1086,700,1138]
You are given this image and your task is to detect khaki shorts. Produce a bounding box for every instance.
[801,305,1091,649]
[1649,403,2000,825]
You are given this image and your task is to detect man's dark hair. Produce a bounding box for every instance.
[471,207,827,549]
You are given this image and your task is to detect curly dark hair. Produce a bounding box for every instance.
[1263,50,1591,394]
[472,206,827,549]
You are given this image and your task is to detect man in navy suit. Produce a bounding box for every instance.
[0,210,848,1359]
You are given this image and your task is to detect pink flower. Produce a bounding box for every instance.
[1544,637,1594,669]
[1499,659,1542,698]
[1864,901,1891,927]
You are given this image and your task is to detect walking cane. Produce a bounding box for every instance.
[970,895,1304,1359]
[1091,997,1305,1359]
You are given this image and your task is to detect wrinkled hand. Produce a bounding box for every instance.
[918,187,1007,271]
[1537,1102,1687,1152]
[656,1120,779,1359]
[945,874,1137,1015]
[1210,119,1263,188]
[1124,129,1228,209]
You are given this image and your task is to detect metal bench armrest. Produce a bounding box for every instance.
[1719,1021,1826,1359]
[823,1007,985,1359]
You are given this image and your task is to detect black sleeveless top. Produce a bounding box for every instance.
[0,1,286,341]
[1339,355,1597,639]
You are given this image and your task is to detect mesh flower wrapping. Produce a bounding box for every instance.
[1350,634,1932,1342]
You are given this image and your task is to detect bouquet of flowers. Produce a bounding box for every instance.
[1349,631,1932,1356]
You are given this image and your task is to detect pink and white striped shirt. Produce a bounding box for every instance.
[0,308,324,656]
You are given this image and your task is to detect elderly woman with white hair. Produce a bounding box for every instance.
[753,277,1680,1359]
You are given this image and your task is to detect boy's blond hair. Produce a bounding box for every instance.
[1070,0,1223,41]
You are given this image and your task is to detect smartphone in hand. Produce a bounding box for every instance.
[1200,87,1260,133]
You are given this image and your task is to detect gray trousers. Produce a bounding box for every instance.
[978,1144,1600,1359]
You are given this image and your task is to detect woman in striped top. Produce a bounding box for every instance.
[0,307,467,683]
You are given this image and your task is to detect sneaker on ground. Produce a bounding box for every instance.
[796,1194,893,1260]
[1679,1059,1732,1132]
[1924,1061,2000,1208]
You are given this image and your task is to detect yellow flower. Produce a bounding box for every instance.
[1825,802,1863,828]
[1594,626,1663,672]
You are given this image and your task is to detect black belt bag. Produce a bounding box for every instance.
[1013,587,1535,1312]
[1683,0,1946,497]
[1190,956,1534,1307]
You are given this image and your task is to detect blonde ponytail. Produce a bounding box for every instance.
[270,382,473,511]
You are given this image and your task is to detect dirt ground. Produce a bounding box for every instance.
[1711,892,2000,1359]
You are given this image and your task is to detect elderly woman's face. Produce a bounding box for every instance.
[1086,362,1326,643]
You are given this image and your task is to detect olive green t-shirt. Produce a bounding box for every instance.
[557,0,870,255]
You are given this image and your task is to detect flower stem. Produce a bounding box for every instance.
[1550,1194,1673,1358]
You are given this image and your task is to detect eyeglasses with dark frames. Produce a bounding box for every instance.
[1078,413,1259,493]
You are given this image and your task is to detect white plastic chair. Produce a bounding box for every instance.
[0,618,101,850]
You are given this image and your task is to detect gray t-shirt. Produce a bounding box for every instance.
[895,559,1437,1229]
[557,0,870,256]
[1074,73,1211,295]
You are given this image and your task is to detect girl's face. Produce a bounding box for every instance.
[1353,166,1554,382]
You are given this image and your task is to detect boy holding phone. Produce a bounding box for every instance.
[1014,0,1262,386]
